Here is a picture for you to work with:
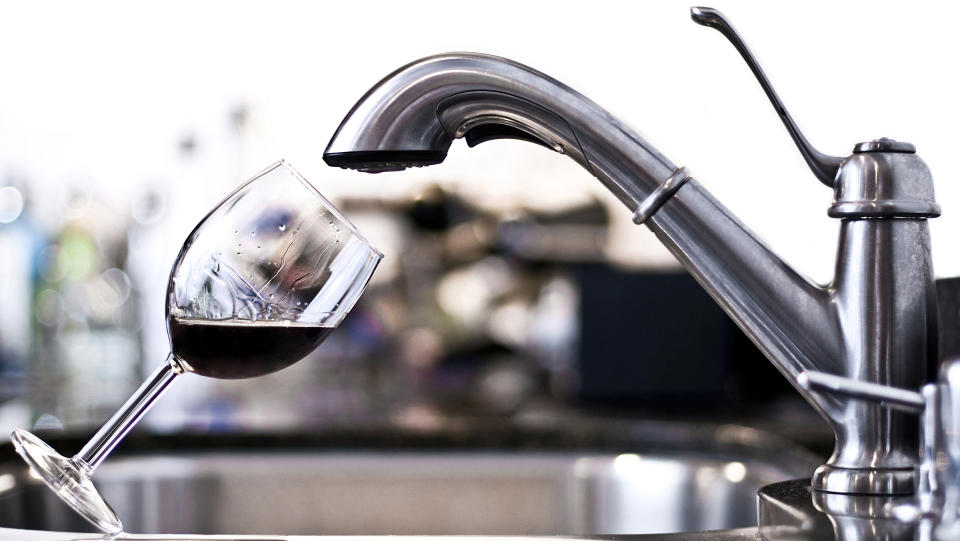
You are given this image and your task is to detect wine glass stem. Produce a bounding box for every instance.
[73,354,182,474]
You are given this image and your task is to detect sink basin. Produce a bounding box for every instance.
[0,419,819,538]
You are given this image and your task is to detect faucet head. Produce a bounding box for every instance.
[322,53,677,210]
[322,55,463,174]
[322,54,585,175]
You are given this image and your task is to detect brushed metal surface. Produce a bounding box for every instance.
[322,7,940,495]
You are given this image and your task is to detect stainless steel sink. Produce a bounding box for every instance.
[2,451,788,535]
[0,420,820,538]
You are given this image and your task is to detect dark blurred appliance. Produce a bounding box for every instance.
[574,267,787,407]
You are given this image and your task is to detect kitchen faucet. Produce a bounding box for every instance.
[323,7,939,496]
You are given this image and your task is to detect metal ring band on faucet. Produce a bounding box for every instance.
[632,167,691,225]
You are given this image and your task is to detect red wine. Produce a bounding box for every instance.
[168,318,333,379]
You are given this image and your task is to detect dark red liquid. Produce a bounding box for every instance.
[168,318,333,379]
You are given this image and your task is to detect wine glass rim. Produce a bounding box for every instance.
[256,160,384,260]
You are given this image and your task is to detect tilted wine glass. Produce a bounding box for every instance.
[10,160,382,534]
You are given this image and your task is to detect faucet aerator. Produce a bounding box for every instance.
[323,150,447,173]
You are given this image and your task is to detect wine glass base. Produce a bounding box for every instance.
[10,429,123,535]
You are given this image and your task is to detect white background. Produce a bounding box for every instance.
[1,0,958,285]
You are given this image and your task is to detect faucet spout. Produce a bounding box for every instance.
[324,27,938,495]
[324,53,676,210]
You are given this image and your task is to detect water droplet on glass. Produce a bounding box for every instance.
[269,294,274,299]
[234,230,238,234]
[251,231,256,237]
[235,251,241,256]
[257,245,261,249]
[279,224,286,232]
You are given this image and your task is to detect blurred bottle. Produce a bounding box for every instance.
[0,175,41,402]
[29,187,141,429]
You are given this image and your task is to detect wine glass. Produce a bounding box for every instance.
[10,160,382,535]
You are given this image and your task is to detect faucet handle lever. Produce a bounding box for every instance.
[691,7,843,187]
[797,370,926,413]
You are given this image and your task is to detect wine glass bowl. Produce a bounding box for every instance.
[10,161,381,534]
[167,160,381,378]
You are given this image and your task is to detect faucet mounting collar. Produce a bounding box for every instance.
[632,167,691,225]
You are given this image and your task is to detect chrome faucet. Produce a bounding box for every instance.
[323,7,939,496]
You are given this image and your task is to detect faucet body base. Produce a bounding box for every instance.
[808,216,936,494]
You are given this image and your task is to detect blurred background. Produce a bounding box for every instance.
[0,0,957,449]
